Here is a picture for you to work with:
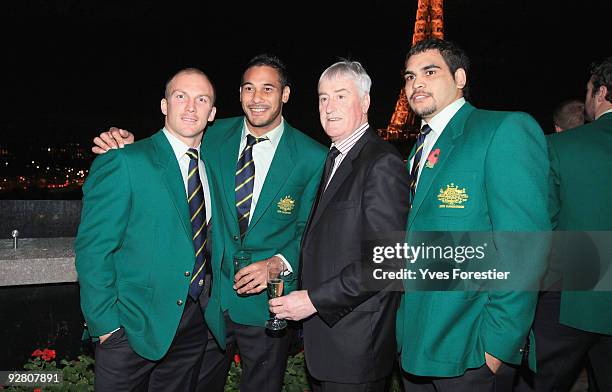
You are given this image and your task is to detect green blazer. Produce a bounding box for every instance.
[75,130,217,360]
[396,103,551,377]
[201,117,326,349]
[547,112,612,335]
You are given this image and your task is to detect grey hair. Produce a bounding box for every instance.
[318,60,372,97]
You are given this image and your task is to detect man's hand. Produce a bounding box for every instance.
[92,127,135,154]
[269,290,317,321]
[234,256,285,295]
[485,352,502,374]
[98,332,112,344]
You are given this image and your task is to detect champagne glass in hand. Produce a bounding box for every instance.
[265,260,287,331]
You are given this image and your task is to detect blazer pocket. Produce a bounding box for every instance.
[430,171,477,218]
[117,281,154,336]
[329,200,355,211]
[271,186,303,221]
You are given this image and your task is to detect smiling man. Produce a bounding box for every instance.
[76,68,218,391]
[269,60,411,392]
[91,54,326,392]
[396,39,551,391]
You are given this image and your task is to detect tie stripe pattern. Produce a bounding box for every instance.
[235,134,268,238]
[186,148,208,300]
[409,124,432,204]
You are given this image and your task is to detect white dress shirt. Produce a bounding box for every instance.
[410,98,466,188]
[238,118,292,272]
[163,128,212,223]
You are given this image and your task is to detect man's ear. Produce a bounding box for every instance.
[161,98,168,115]
[454,68,467,90]
[362,93,371,114]
[596,85,608,102]
[282,86,291,103]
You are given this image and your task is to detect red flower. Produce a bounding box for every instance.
[34,388,42,392]
[233,353,241,365]
[425,148,440,168]
[31,349,44,358]
[41,349,56,361]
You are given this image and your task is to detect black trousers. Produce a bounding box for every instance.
[196,311,291,392]
[310,377,387,392]
[93,296,209,392]
[515,291,612,392]
[402,363,516,392]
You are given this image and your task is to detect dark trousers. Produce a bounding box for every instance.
[94,296,209,392]
[515,291,612,392]
[196,311,290,392]
[310,377,387,392]
[402,363,516,392]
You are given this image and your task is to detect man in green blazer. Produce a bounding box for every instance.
[76,68,219,391]
[517,56,612,391]
[396,39,551,391]
[198,54,326,392]
[92,55,326,392]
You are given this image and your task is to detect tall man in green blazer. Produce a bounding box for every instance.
[518,56,612,391]
[92,55,326,392]
[197,54,326,392]
[396,39,551,391]
[76,68,219,391]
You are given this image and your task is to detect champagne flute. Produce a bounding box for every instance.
[265,261,287,331]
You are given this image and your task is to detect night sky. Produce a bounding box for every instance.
[3,0,610,147]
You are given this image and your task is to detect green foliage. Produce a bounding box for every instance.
[6,352,95,392]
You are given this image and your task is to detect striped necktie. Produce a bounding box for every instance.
[186,148,208,300]
[409,124,432,204]
[235,134,268,239]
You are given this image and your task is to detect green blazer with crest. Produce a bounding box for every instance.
[75,130,220,360]
[396,102,551,377]
[201,117,326,349]
[547,112,612,335]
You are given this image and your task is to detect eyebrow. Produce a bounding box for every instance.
[403,64,441,76]
[240,82,277,88]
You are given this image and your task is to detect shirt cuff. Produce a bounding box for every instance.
[275,254,293,276]
[103,327,121,337]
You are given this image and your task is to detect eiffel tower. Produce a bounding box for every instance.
[379,0,444,148]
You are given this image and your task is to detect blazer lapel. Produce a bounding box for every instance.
[152,130,192,239]
[247,125,296,233]
[308,128,372,232]
[408,103,474,228]
[217,121,243,230]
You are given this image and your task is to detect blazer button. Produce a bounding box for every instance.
[233,235,239,241]
[184,271,191,277]
[177,299,183,306]
[519,348,524,353]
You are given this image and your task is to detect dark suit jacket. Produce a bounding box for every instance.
[300,128,411,383]
[548,112,612,334]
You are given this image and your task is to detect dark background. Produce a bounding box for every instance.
[3,0,611,148]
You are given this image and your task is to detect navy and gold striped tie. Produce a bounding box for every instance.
[409,124,432,204]
[235,134,267,238]
[186,148,208,300]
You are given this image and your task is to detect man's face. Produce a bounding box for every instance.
[318,74,369,143]
[584,79,597,122]
[161,71,216,147]
[240,65,290,136]
[404,49,465,121]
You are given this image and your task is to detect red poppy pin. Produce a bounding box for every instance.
[425,148,440,169]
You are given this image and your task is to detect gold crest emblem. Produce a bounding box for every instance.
[277,195,295,214]
[437,183,469,209]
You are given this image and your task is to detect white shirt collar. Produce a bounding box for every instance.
[596,108,612,120]
[162,128,201,160]
[422,97,466,136]
[241,117,285,145]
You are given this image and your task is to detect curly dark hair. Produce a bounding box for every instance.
[589,56,612,102]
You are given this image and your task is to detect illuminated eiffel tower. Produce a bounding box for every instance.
[379,0,444,145]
